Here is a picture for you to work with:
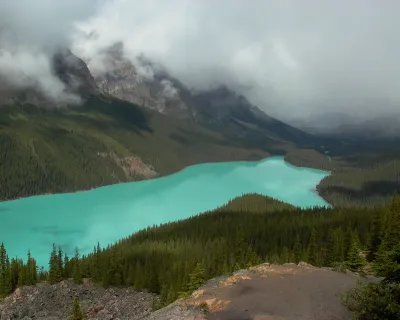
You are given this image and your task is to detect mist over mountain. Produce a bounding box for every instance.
[1,0,400,136]
[291,112,400,140]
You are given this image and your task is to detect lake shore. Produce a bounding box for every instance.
[1,155,330,204]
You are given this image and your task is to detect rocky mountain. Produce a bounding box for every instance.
[0,45,337,202]
[0,48,278,201]
[52,48,98,99]
[0,79,45,107]
[0,43,324,149]
[0,48,98,108]
[92,42,193,120]
[93,43,320,147]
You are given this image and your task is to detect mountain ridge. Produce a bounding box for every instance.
[1,47,399,207]
[91,46,319,147]
[0,48,328,202]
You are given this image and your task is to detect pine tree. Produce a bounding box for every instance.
[344,225,353,260]
[57,247,64,282]
[293,234,302,264]
[307,228,318,266]
[333,227,345,263]
[64,253,71,279]
[373,197,400,275]
[166,284,177,304]
[38,266,48,281]
[48,244,58,284]
[70,297,84,320]
[126,264,135,286]
[385,195,400,250]
[10,258,19,289]
[346,233,366,272]
[324,228,335,267]
[72,248,83,285]
[367,208,383,261]
[234,230,247,268]
[186,263,205,295]
[3,255,12,296]
[280,246,289,263]
[0,243,7,296]
[91,242,102,283]
[383,242,400,283]
[18,262,27,287]
[113,251,124,286]
[0,243,11,297]
[26,250,37,285]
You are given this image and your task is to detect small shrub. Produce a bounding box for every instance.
[340,281,400,320]
[199,302,209,313]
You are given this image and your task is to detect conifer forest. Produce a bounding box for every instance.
[1,194,399,319]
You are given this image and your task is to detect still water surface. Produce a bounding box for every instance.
[0,157,330,267]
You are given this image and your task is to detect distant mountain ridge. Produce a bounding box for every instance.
[0,44,331,201]
[0,47,278,201]
[293,112,400,140]
[0,48,98,107]
[0,43,319,149]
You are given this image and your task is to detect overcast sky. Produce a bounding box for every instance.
[1,0,400,127]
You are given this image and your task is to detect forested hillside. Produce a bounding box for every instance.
[285,146,400,207]
[1,93,399,208]
[1,46,399,209]
[0,95,277,201]
[1,194,399,318]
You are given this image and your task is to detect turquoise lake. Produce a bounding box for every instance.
[0,156,330,267]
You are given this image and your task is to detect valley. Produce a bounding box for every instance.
[0,157,329,268]
[0,193,399,319]
[1,48,398,209]
[0,41,399,320]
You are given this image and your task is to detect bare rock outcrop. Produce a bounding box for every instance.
[148,263,375,320]
[0,263,376,320]
[0,279,155,320]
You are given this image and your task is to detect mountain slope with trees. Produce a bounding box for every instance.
[1,48,399,208]
[0,95,279,201]
[0,49,325,202]
[285,145,400,207]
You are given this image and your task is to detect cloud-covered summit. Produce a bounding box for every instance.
[1,0,400,131]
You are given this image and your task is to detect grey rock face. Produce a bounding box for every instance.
[0,279,155,320]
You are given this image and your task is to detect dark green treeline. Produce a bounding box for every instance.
[0,244,45,298]
[285,149,400,208]
[0,194,399,311]
[340,196,400,320]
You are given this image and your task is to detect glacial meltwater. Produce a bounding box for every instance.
[0,156,330,267]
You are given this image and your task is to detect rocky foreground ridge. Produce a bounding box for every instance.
[0,279,155,320]
[0,262,375,320]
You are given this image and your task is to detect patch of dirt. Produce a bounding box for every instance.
[149,262,376,320]
[98,152,158,179]
[145,300,207,320]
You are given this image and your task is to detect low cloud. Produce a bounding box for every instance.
[2,0,400,131]
[0,0,99,104]
[71,0,400,130]
[161,79,179,99]
[0,47,81,104]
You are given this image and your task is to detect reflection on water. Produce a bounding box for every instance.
[0,157,330,267]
